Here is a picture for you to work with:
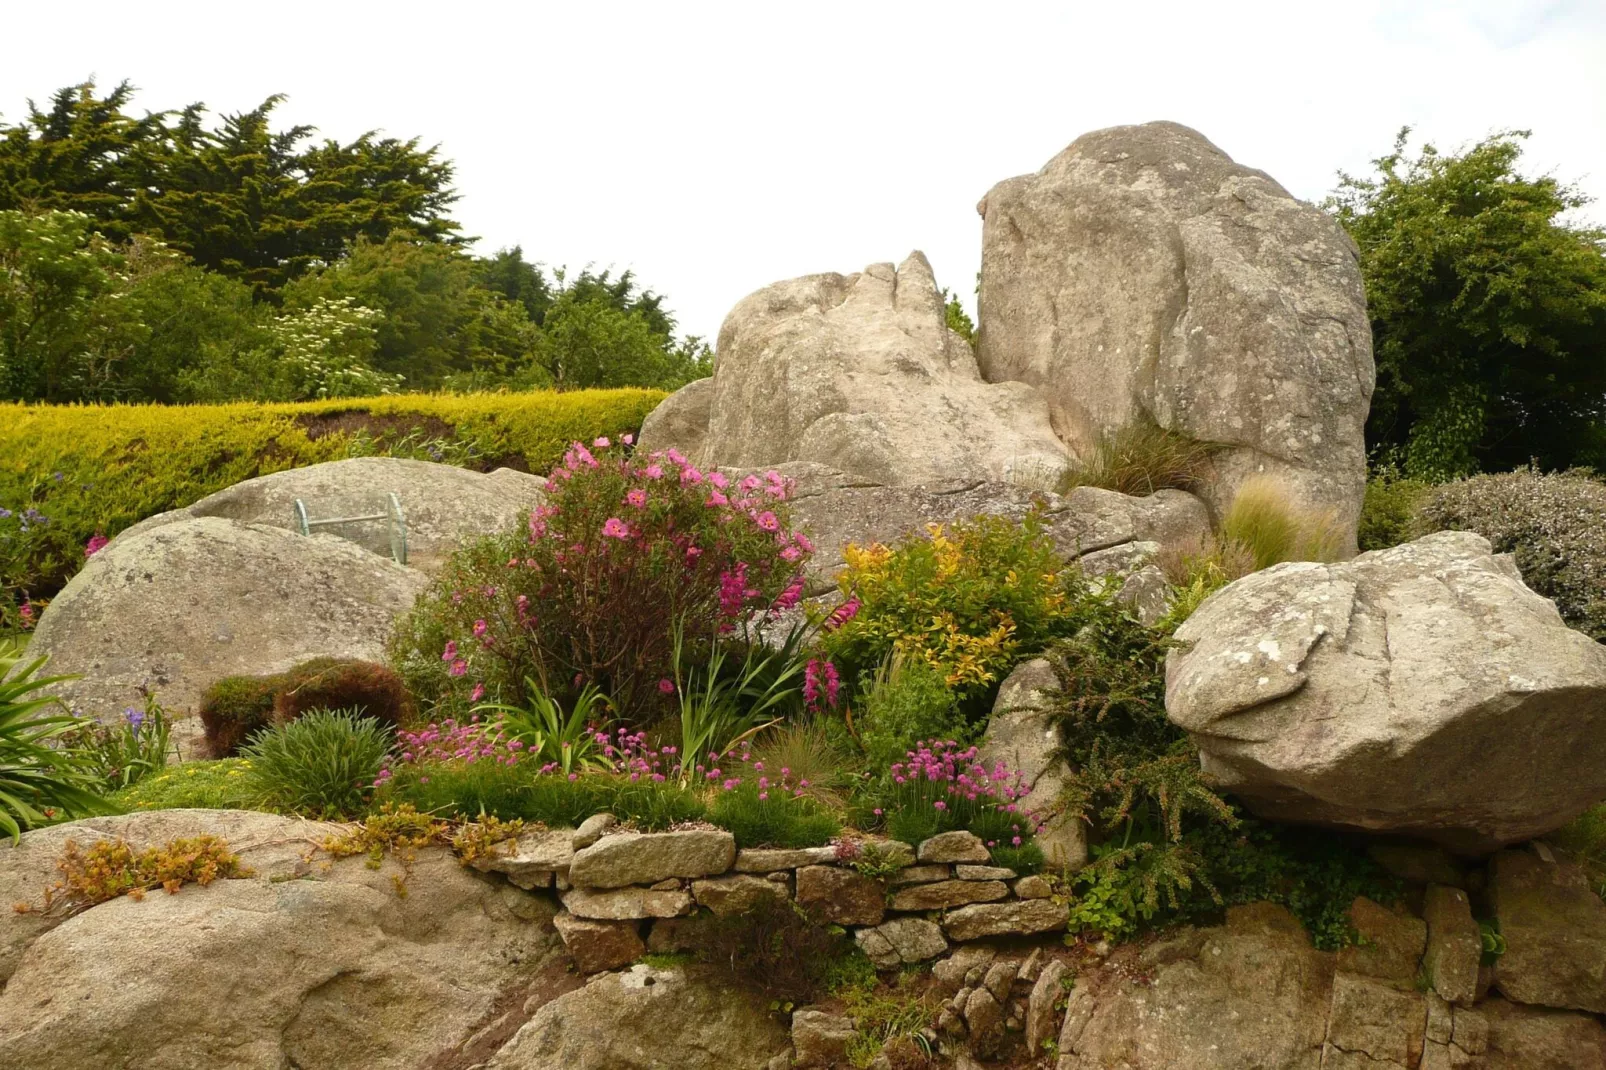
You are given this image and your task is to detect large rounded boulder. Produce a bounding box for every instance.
[1165,531,1606,853]
[120,456,546,572]
[977,121,1374,551]
[644,251,1069,486]
[28,516,428,744]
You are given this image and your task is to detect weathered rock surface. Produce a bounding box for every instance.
[121,456,545,572]
[943,898,1069,942]
[888,878,1008,911]
[1490,849,1606,1014]
[1423,884,1481,1005]
[1475,997,1606,1069]
[791,1007,858,1069]
[795,864,885,927]
[0,813,559,1070]
[981,657,1087,870]
[567,830,736,890]
[468,828,576,889]
[1055,904,1334,1069]
[486,963,789,1070]
[783,462,1210,593]
[1335,897,1426,986]
[551,913,644,974]
[690,874,789,916]
[855,917,948,969]
[635,376,714,462]
[560,885,692,920]
[1167,531,1606,852]
[665,251,1068,486]
[977,120,1373,550]
[918,830,990,864]
[29,517,428,745]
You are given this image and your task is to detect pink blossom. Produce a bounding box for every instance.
[780,545,801,562]
[706,490,729,507]
[601,517,631,539]
[680,466,704,485]
[84,533,108,557]
[449,659,468,677]
[626,488,647,508]
[666,448,686,466]
[755,511,779,532]
[739,474,762,492]
[824,596,861,631]
[708,471,729,489]
[794,532,815,554]
[623,433,635,445]
[593,436,611,449]
[441,641,458,662]
[473,619,488,637]
[470,683,485,702]
[644,464,664,480]
[658,677,676,694]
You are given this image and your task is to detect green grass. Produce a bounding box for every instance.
[1057,421,1218,498]
[384,760,707,830]
[1220,476,1343,570]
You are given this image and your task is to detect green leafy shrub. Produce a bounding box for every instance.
[390,440,809,720]
[1357,469,1432,552]
[1045,599,1235,931]
[1415,468,1606,640]
[384,759,706,830]
[709,783,841,848]
[240,708,394,818]
[111,758,257,812]
[822,512,1089,710]
[854,655,965,772]
[1057,421,1218,497]
[200,658,412,758]
[989,841,1044,875]
[0,654,112,837]
[0,388,664,627]
[1551,804,1606,898]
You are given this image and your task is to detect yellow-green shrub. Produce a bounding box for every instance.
[0,389,663,624]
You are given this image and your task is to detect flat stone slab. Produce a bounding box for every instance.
[942,899,1070,942]
[568,830,736,890]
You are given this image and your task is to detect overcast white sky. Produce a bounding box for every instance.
[4,0,1603,339]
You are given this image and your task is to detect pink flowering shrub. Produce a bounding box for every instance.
[389,437,810,720]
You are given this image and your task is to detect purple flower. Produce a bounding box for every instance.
[124,707,145,732]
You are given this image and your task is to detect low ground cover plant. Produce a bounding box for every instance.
[23,834,249,915]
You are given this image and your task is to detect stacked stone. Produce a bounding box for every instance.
[467,823,1069,975]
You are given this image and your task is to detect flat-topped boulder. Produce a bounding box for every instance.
[567,829,736,890]
[1166,531,1606,853]
[28,516,428,743]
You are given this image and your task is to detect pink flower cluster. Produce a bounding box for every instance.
[84,533,108,557]
[803,658,840,712]
[373,716,525,786]
[885,740,1043,846]
[708,742,811,802]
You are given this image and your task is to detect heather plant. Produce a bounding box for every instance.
[390,437,810,719]
[821,512,1089,710]
[200,657,413,758]
[1415,468,1606,640]
[706,744,841,848]
[0,654,112,838]
[240,708,394,818]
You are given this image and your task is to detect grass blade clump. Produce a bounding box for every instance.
[241,707,393,818]
[1057,421,1219,498]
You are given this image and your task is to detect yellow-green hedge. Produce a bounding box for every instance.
[0,389,664,621]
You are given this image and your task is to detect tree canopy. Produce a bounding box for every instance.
[1329,129,1606,478]
[0,81,708,402]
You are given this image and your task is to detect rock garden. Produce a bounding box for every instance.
[4,120,1606,1070]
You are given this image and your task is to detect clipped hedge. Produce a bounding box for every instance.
[0,389,663,622]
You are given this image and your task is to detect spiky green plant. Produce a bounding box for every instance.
[0,655,115,838]
[1057,421,1219,497]
[479,681,611,775]
[240,708,393,818]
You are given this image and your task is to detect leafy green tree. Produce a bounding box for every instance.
[476,245,554,324]
[0,210,135,401]
[941,287,976,346]
[1328,130,1606,477]
[283,234,538,389]
[0,81,462,296]
[535,290,678,389]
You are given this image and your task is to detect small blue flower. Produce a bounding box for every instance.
[125,707,146,732]
[51,471,64,482]
[0,507,11,520]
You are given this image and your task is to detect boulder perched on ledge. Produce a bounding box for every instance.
[1166,531,1606,854]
